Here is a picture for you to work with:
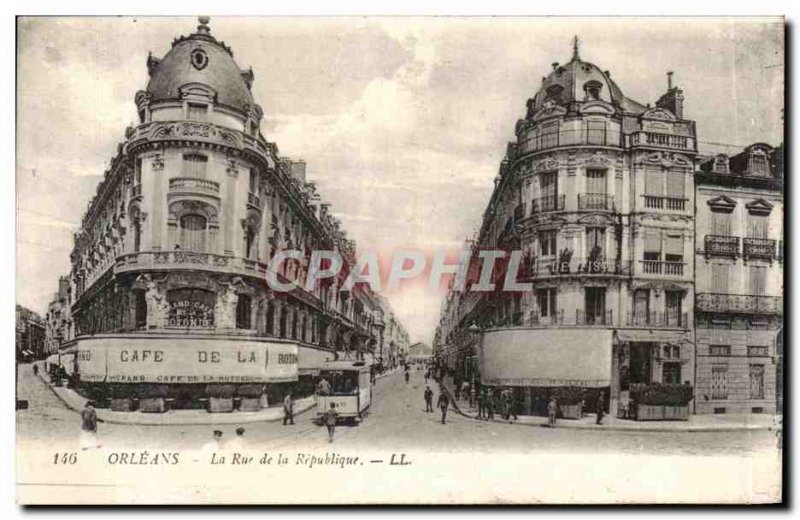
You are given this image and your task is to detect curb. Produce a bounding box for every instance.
[438,379,775,434]
[37,372,316,426]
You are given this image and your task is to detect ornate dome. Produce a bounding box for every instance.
[531,39,646,114]
[145,17,255,113]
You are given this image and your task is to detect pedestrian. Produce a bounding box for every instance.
[486,389,495,420]
[454,382,461,400]
[404,370,410,384]
[80,400,102,450]
[32,363,39,377]
[477,389,486,419]
[201,430,224,457]
[548,396,558,428]
[282,393,294,425]
[424,385,434,413]
[317,376,331,396]
[461,381,470,402]
[227,427,246,452]
[596,392,605,425]
[503,389,512,422]
[510,390,519,421]
[324,402,338,442]
[437,389,449,424]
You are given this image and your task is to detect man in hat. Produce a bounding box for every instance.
[548,396,559,428]
[283,393,294,425]
[424,385,434,413]
[79,400,102,450]
[437,388,450,424]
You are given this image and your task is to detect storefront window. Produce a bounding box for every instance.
[236,294,252,329]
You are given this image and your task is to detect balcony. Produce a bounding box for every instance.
[576,309,613,326]
[530,310,564,326]
[169,177,220,196]
[626,312,689,329]
[629,131,696,151]
[643,195,687,211]
[640,260,685,276]
[704,235,740,258]
[743,238,776,260]
[517,128,623,155]
[696,293,782,315]
[578,193,614,211]
[248,192,260,208]
[531,194,565,213]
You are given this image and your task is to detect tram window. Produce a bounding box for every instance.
[320,370,359,395]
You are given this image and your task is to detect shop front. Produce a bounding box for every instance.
[478,327,613,417]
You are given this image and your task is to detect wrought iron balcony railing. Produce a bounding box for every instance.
[578,193,614,211]
[640,260,685,276]
[576,309,613,326]
[531,194,566,213]
[626,312,689,329]
[643,195,687,211]
[743,238,776,260]
[248,192,260,207]
[696,293,782,315]
[704,235,740,258]
[517,127,623,155]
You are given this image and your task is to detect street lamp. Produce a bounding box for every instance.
[468,322,482,387]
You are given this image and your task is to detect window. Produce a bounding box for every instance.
[665,235,683,263]
[663,362,681,384]
[584,287,606,324]
[540,171,558,203]
[711,212,732,236]
[665,291,683,326]
[747,346,769,357]
[586,120,606,144]
[748,266,766,295]
[134,291,147,329]
[586,169,606,194]
[665,172,685,199]
[133,218,142,253]
[586,227,605,260]
[633,289,650,324]
[244,226,256,260]
[751,153,768,177]
[711,264,730,293]
[711,365,729,400]
[187,103,207,121]
[749,364,765,399]
[537,288,557,318]
[539,230,557,257]
[709,345,731,356]
[540,122,559,149]
[644,232,661,262]
[584,81,603,101]
[645,168,664,196]
[134,158,142,185]
[236,294,252,329]
[249,168,258,194]
[183,153,208,178]
[747,215,769,239]
[179,214,207,252]
[546,85,564,104]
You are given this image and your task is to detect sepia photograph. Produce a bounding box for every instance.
[14,14,784,505]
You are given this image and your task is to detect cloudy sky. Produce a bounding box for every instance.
[16,16,783,343]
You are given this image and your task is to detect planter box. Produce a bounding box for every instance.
[239,397,262,412]
[560,403,582,419]
[663,405,689,421]
[208,397,234,413]
[636,404,665,421]
[110,398,133,412]
[139,397,167,413]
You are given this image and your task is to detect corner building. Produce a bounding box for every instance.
[435,44,697,416]
[64,19,402,404]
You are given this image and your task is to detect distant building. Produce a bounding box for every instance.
[407,342,432,363]
[44,276,72,354]
[16,305,45,361]
[693,143,783,414]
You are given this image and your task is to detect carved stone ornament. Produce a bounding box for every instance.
[226,158,238,177]
[533,157,559,173]
[584,151,612,166]
[150,122,241,148]
[151,153,164,171]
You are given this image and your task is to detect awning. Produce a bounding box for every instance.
[479,328,613,387]
[614,329,689,343]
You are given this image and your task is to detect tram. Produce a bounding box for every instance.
[315,360,373,425]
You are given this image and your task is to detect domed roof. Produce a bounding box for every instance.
[146,18,254,113]
[531,39,646,114]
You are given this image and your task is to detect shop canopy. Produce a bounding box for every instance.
[479,328,613,387]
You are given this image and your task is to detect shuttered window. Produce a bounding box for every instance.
[748,266,766,295]
[644,232,661,253]
[665,235,683,256]
[711,212,732,236]
[711,264,730,293]
[183,153,208,178]
[666,172,685,198]
[586,169,606,194]
[747,216,769,239]
[645,169,664,196]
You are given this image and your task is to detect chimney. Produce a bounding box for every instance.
[655,71,684,119]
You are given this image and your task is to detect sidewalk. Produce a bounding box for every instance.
[439,377,778,433]
[35,363,399,426]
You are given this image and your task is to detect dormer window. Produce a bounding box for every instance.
[713,155,729,174]
[546,85,564,104]
[750,152,769,177]
[583,80,603,101]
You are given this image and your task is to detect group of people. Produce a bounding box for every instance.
[201,427,248,454]
[423,385,450,424]
[475,387,519,423]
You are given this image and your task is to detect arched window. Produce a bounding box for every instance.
[244,226,256,259]
[236,294,252,329]
[131,208,143,253]
[583,80,603,101]
[179,214,208,251]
